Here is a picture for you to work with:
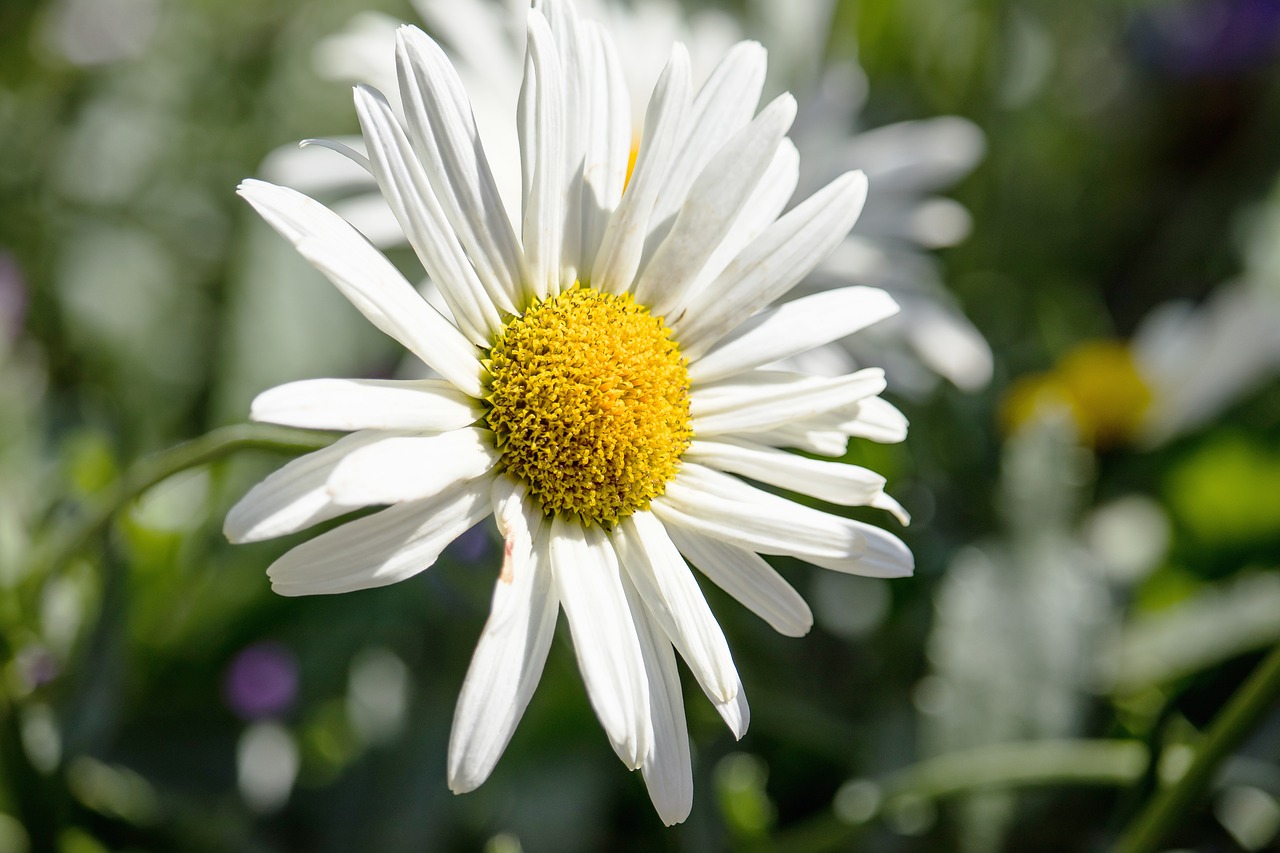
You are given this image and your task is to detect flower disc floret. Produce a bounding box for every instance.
[484,287,692,524]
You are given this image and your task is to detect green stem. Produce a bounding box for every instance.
[36,423,334,579]
[774,739,1148,853]
[1114,643,1280,853]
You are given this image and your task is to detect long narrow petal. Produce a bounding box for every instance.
[251,378,482,432]
[548,517,651,769]
[327,427,497,506]
[806,520,915,578]
[590,44,691,295]
[237,180,485,397]
[267,474,495,595]
[652,464,865,564]
[353,85,500,344]
[634,94,796,319]
[224,431,384,544]
[837,396,910,444]
[688,287,900,384]
[540,0,587,283]
[578,21,630,278]
[650,40,767,229]
[714,678,750,740]
[666,526,812,638]
[685,437,887,507]
[519,10,566,300]
[691,369,885,435]
[396,26,525,314]
[614,513,738,704]
[448,502,558,793]
[673,171,869,359]
[620,573,693,826]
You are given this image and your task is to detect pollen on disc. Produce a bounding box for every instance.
[484,287,692,525]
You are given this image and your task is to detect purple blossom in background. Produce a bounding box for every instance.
[444,522,493,564]
[1131,0,1280,78]
[0,251,24,346]
[223,641,299,721]
[16,646,59,690]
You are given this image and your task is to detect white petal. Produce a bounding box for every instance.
[236,180,485,398]
[838,396,910,443]
[673,171,869,359]
[621,574,693,826]
[540,0,588,283]
[590,44,691,295]
[871,492,912,526]
[685,437,886,507]
[747,422,850,457]
[714,678,750,740]
[649,40,767,230]
[448,505,558,793]
[806,520,915,579]
[224,431,384,544]
[326,427,497,506]
[689,286,900,384]
[353,85,500,345]
[652,464,865,565]
[267,475,495,595]
[518,10,566,300]
[396,26,525,314]
[577,21,631,277]
[250,378,482,432]
[614,512,739,704]
[548,517,651,769]
[691,369,885,435]
[634,94,796,319]
[687,138,798,299]
[666,526,812,638]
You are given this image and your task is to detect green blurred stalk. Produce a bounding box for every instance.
[36,422,334,579]
[773,739,1148,852]
[1114,642,1280,853]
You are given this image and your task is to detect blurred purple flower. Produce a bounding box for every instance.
[0,251,24,345]
[444,522,493,564]
[223,642,299,721]
[1132,0,1280,78]
[16,645,59,690]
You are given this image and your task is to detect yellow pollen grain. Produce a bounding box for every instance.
[484,286,692,525]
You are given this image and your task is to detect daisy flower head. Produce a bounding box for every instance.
[229,0,912,825]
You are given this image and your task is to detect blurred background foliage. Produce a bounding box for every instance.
[3,0,1280,850]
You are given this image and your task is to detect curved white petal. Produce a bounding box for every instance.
[541,0,588,282]
[519,10,566,300]
[838,396,910,444]
[448,503,557,794]
[806,520,915,579]
[673,170,869,359]
[666,526,812,638]
[591,43,691,295]
[614,512,738,705]
[685,437,886,507]
[653,464,865,564]
[251,378,482,432]
[714,677,750,740]
[691,369,885,435]
[396,26,525,314]
[689,286,900,384]
[236,180,485,398]
[578,21,631,277]
[621,574,693,827]
[650,39,767,229]
[267,474,495,595]
[353,85,500,344]
[548,517,651,769]
[634,93,795,319]
[224,431,384,544]
[327,427,498,506]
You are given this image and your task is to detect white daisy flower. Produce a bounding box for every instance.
[230,0,912,824]
[262,0,990,395]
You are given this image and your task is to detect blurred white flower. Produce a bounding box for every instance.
[232,1,912,823]
[262,0,991,394]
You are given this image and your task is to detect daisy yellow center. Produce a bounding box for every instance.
[484,286,692,524]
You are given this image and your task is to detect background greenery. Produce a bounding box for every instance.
[3,0,1280,850]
